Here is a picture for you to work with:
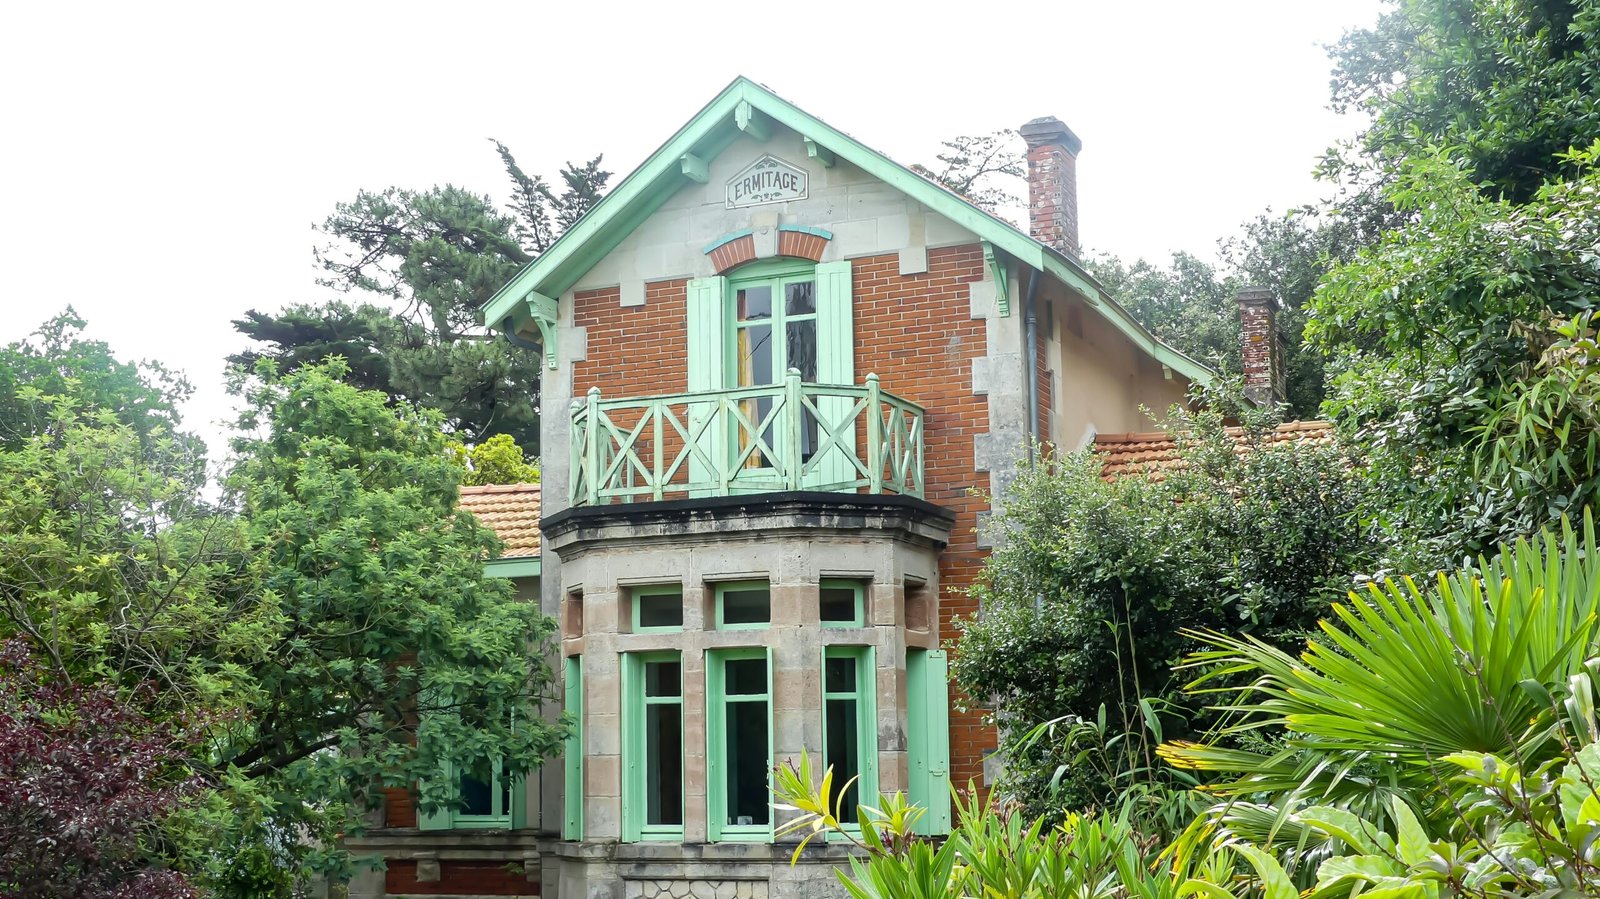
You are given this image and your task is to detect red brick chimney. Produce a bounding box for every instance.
[1019,117,1082,259]
[1237,287,1286,407]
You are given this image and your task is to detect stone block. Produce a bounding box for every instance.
[897,245,927,275]
[415,854,440,883]
[621,280,646,307]
[967,279,996,319]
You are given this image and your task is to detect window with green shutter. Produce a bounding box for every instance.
[906,648,952,835]
[707,647,774,841]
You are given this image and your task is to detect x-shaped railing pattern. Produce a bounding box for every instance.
[569,371,925,506]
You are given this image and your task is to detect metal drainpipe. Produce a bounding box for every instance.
[1023,269,1040,465]
[502,315,544,352]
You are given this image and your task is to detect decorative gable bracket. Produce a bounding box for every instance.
[523,291,560,370]
[982,241,1011,317]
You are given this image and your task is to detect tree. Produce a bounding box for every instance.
[1328,0,1600,202]
[450,432,541,486]
[912,130,1027,213]
[1,319,567,885]
[232,145,612,453]
[1309,146,1600,558]
[0,639,200,899]
[952,396,1378,815]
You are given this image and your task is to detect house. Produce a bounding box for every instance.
[346,76,1303,899]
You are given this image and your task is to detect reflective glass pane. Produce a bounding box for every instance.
[645,703,683,826]
[720,588,770,626]
[644,660,681,697]
[736,324,774,387]
[737,286,772,321]
[825,697,861,815]
[725,698,770,826]
[637,592,682,629]
[459,759,496,816]
[786,280,816,315]
[725,657,766,696]
[820,587,858,625]
[824,655,857,693]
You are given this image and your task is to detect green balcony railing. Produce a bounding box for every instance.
[569,370,925,506]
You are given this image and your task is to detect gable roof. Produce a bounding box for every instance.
[483,76,1213,385]
[1095,420,1335,482]
[459,483,541,558]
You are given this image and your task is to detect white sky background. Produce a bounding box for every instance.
[0,0,1385,457]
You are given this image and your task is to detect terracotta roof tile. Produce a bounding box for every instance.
[458,483,541,557]
[1094,420,1335,482]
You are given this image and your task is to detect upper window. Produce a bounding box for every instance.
[629,584,684,633]
[727,262,818,466]
[820,579,866,628]
[715,580,771,629]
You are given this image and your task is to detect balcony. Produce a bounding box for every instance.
[569,371,925,506]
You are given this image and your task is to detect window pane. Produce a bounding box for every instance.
[825,655,857,693]
[459,759,496,816]
[820,586,858,625]
[737,285,772,321]
[637,592,682,629]
[726,657,766,696]
[785,319,817,380]
[646,703,683,826]
[720,587,770,626]
[645,660,681,697]
[786,280,816,315]
[725,697,770,826]
[737,324,774,386]
[825,697,861,815]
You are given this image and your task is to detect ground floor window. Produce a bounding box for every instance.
[707,647,773,840]
[623,651,684,840]
[822,645,877,826]
[418,754,523,831]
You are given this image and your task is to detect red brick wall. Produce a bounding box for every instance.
[573,280,689,397]
[387,861,538,896]
[567,248,1000,790]
[851,246,995,789]
[382,787,416,828]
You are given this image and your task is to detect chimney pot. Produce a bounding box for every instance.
[1237,287,1286,408]
[1020,117,1082,259]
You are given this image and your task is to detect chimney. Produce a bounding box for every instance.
[1020,116,1082,259]
[1237,287,1286,408]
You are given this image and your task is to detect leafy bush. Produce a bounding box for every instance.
[952,401,1379,818]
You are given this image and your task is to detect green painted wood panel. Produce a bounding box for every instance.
[687,276,729,491]
[906,649,952,835]
[814,260,855,486]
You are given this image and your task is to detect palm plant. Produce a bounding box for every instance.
[1162,511,1600,822]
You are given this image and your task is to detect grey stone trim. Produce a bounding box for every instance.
[621,281,645,307]
[897,245,928,276]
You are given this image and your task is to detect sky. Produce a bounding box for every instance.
[0,0,1386,456]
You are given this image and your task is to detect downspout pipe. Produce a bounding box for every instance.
[1023,269,1040,465]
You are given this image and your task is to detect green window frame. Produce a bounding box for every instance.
[630,584,684,633]
[821,645,877,833]
[563,655,583,840]
[707,647,774,841]
[714,580,771,630]
[621,651,685,841]
[819,578,866,628]
[727,260,819,473]
[417,697,526,832]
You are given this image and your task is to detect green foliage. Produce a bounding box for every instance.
[952,397,1379,817]
[448,432,540,486]
[1166,514,1600,895]
[1310,145,1600,558]
[1328,0,1600,202]
[232,144,610,453]
[772,752,1244,899]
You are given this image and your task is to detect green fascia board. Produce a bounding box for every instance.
[484,556,541,579]
[483,76,1213,386]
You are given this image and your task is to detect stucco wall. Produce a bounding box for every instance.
[1050,294,1191,449]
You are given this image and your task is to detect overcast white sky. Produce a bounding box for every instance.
[0,0,1384,455]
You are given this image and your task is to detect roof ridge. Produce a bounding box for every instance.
[459,482,542,495]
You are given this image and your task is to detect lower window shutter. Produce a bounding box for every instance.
[907,649,952,835]
[813,260,855,487]
[686,276,729,493]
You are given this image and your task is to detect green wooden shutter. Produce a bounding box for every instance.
[417,765,451,830]
[620,653,641,842]
[686,276,729,491]
[813,260,855,486]
[907,649,952,835]
[562,656,583,839]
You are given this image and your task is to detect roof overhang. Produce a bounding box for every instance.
[484,76,1215,387]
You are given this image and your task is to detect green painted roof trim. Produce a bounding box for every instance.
[702,228,753,254]
[482,76,1213,387]
[484,556,541,579]
[778,224,833,239]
